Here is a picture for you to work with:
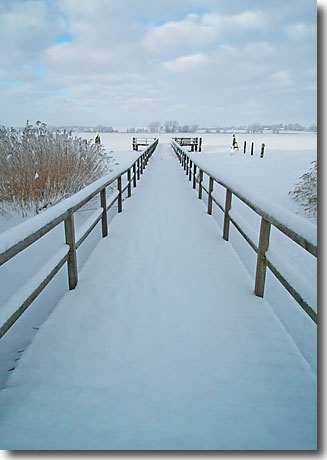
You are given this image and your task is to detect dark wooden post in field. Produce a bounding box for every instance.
[243,141,247,153]
[260,143,265,158]
[64,214,78,290]
[251,142,254,156]
[100,188,108,237]
[207,177,214,215]
[193,164,197,189]
[223,189,232,241]
[254,217,271,297]
[199,137,202,152]
[117,176,122,213]
[198,169,203,199]
[189,160,192,181]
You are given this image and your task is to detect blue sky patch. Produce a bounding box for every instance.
[57,33,73,44]
[33,65,47,75]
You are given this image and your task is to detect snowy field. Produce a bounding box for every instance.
[77,131,316,222]
[0,133,317,393]
[0,141,316,449]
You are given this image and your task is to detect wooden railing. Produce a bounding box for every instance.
[173,137,202,152]
[171,139,317,324]
[132,137,157,151]
[0,139,159,339]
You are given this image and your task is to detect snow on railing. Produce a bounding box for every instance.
[171,139,317,324]
[0,139,159,339]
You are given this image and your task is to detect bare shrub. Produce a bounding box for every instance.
[0,121,112,215]
[289,160,317,217]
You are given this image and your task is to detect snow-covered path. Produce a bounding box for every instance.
[0,143,316,450]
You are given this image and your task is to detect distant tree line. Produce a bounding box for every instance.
[9,121,316,134]
[126,121,317,134]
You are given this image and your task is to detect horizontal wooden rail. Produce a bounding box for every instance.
[0,139,159,339]
[171,139,317,324]
[132,137,157,151]
[173,137,202,152]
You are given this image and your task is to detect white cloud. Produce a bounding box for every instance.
[167,103,187,113]
[270,70,293,87]
[203,11,264,30]
[243,42,275,58]
[143,15,215,58]
[143,11,265,58]
[0,0,317,127]
[163,53,209,73]
[287,23,316,41]
[0,1,65,68]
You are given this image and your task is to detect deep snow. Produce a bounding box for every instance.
[0,143,316,450]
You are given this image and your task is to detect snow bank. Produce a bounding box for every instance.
[172,141,317,251]
[0,143,316,450]
[0,245,69,333]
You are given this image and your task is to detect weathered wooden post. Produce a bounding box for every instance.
[199,137,202,152]
[243,141,247,154]
[195,137,198,152]
[133,162,137,187]
[186,157,189,175]
[117,176,122,213]
[207,177,214,215]
[64,214,78,290]
[140,154,144,175]
[100,188,108,237]
[137,158,140,180]
[127,169,131,198]
[193,164,197,189]
[260,143,265,158]
[189,160,192,181]
[198,170,203,199]
[223,189,232,241]
[251,142,254,156]
[132,137,135,150]
[254,217,271,297]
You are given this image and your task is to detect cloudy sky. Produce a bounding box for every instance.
[0,0,317,129]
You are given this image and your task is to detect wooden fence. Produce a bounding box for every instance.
[0,139,159,339]
[132,137,157,151]
[173,137,202,152]
[171,139,317,324]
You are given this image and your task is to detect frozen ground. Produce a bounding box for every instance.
[0,143,316,450]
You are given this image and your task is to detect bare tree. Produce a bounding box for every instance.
[148,121,161,133]
[164,120,179,133]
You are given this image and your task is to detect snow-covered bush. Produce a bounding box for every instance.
[289,160,317,217]
[0,121,112,215]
